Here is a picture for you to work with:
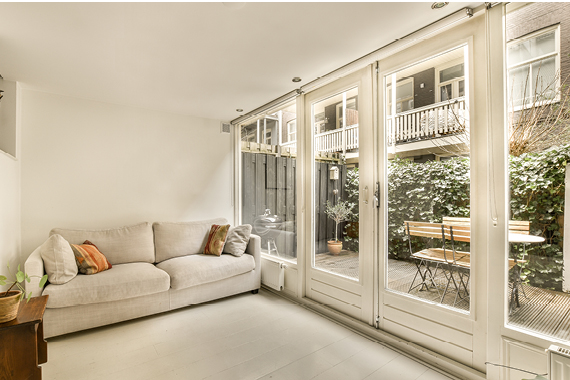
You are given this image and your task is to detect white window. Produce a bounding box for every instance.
[286,119,296,142]
[436,60,465,102]
[507,25,559,108]
[387,78,414,115]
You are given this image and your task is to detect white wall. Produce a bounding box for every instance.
[0,81,21,291]
[20,89,234,255]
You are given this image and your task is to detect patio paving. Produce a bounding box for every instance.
[314,250,570,340]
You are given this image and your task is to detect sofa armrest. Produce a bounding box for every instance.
[245,234,261,273]
[24,245,46,298]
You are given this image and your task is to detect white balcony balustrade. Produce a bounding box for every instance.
[388,97,466,146]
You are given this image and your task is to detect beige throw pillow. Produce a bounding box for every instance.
[39,234,78,285]
[223,225,252,257]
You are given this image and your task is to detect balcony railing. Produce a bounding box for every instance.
[277,98,466,154]
[388,97,466,146]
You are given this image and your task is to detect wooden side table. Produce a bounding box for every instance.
[0,295,49,380]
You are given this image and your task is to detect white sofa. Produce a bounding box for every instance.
[24,218,261,338]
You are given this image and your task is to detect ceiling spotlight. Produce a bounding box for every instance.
[292,77,302,83]
[431,2,449,9]
[236,108,243,112]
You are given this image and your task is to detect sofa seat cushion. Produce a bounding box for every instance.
[43,262,170,308]
[156,253,255,290]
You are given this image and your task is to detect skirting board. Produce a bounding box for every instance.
[261,285,486,380]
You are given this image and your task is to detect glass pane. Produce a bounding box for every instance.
[386,46,471,312]
[439,63,464,83]
[508,40,533,66]
[240,101,297,263]
[440,84,452,101]
[508,65,530,107]
[532,56,556,101]
[459,80,465,97]
[508,30,555,66]
[397,81,413,101]
[506,14,570,343]
[533,30,555,57]
[313,87,360,280]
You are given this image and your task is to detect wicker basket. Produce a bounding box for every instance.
[0,291,22,323]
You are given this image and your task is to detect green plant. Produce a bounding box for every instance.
[344,167,360,252]
[325,199,354,242]
[509,144,570,290]
[0,262,48,302]
[387,156,470,260]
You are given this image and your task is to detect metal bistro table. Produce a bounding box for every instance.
[508,232,545,313]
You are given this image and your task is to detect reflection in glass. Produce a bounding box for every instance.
[385,46,471,312]
[312,87,360,280]
[240,101,298,263]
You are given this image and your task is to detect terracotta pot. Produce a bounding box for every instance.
[0,291,21,323]
[327,241,343,255]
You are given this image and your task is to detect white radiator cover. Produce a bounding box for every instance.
[261,259,285,291]
[548,344,570,380]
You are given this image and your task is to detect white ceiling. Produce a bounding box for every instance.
[0,2,482,123]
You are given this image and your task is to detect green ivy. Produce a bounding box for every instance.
[387,157,470,261]
[344,167,359,252]
[343,145,569,291]
[509,145,570,290]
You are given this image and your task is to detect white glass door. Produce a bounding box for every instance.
[376,15,488,372]
[303,68,374,323]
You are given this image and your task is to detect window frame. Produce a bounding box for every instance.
[435,58,466,102]
[506,24,560,110]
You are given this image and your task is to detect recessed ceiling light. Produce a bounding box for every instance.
[292,77,302,83]
[431,2,449,9]
[236,109,243,112]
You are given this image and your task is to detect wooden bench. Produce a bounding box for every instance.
[442,216,530,234]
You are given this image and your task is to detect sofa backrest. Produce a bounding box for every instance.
[153,218,228,263]
[50,222,155,265]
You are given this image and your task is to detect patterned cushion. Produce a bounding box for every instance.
[71,240,112,275]
[204,224,230,256]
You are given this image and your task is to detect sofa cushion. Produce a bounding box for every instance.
[223,225,252,257]
[71,241,112,275]
[153,218,228,263]
[39,234,78,285]
[43,262,170,308]
[50,222,155,265]
[156,253,255,290]
[204,224,230,256]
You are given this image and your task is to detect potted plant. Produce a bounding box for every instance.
[325,199,354,255]
[0,262,47,323]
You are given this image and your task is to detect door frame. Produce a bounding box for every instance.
[302,66,374,325]
[375,12,489,371]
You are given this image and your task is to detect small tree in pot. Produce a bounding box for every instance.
[325,200,354,255]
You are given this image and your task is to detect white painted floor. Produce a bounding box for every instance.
[43,289,455,380]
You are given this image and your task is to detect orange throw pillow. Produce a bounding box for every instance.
[204,224,230,256]
[71,240,112,275]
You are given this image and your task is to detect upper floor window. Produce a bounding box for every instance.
[507,25,560,108]
[438,62,465,101]
[386,78,414,115]
[287,119,296,142]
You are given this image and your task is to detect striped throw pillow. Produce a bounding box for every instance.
[204,224,230,256]
[71,240,112,275]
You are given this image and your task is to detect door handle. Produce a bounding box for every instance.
[374,182,380,208]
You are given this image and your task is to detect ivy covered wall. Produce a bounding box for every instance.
[346,144,569,291]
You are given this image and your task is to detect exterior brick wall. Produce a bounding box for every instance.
[507,2,570,80]
[413,67,435,108]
